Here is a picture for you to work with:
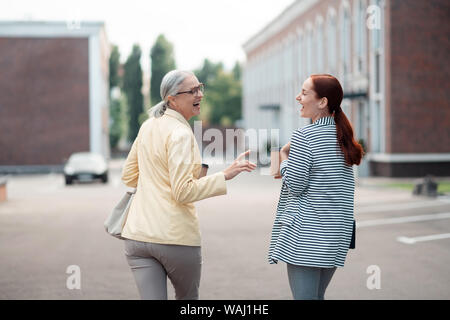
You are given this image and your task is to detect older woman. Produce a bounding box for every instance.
[121,70,256,300]
[269,74,364,300]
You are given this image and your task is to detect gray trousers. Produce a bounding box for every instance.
[124,239,202,300]
[287,264,337,300]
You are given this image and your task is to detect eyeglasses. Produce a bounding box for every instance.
[176,83,205,96]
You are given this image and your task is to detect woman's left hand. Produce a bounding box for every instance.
[280,142,291,162]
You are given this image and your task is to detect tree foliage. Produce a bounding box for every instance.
[109,45,121,89]
[108,44,122,149]
[109,95,128,149]
[150,34,176,105]
[123,44,144,142]
[232,62,241,81]
[194,60,242,127]
[195,59,224,87]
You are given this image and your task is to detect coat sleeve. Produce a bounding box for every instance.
[121,137,139,188]
[167,127,227,204]
[280,129,313,197]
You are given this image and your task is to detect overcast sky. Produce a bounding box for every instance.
[0,0,295,72]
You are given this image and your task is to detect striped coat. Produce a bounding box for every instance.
[268,116,355,268]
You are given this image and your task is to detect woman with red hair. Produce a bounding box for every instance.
[268,74,364,300]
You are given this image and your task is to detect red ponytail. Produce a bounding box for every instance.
[310,74,364,166]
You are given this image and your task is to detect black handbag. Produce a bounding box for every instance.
[349,220,356,249]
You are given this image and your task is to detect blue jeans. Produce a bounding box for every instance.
[287,264,337,300]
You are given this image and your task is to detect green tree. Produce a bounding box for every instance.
[232,61,241,81]
[189,59,224,126]
[150,34,176,105]
[203,69,242,126]
[123,44,144,142]
[192,60,243,127]
[194,59,223,87]
[109,45,121,89]
[109,97,122,149]
[108,44,122,149]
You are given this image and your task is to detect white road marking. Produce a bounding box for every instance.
[356,212,450,228]
[356,199,450,214]
[438,195,450,203]
[397,233,450,244]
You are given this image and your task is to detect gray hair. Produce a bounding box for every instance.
[148,70,194,118]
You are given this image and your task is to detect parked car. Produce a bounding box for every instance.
[63,152,108,185]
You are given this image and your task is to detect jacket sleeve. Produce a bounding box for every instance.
[167,127,227,204]
[121,138,139,188]
[280,129,313,197]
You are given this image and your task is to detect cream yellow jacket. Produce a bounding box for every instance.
[121,108,227,246]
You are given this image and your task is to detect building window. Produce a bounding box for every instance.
[369,0,384,153]
[286,39,294,82]
[354,0,367,74]
[276,46,282,88]
[357,101,366,140]
[306,26,313,76]
[371,0,383,95]
[340,4,351,78]
[327,11,337,75]
[375,53,381,93]
[297,32,303,82]
[372,2,382,50]
[316,19,324,73]
[372,101,381,152]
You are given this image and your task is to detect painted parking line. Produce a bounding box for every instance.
[356,212,450,228]
[438,195,450,203]
[397,233,450,244]
[356,199,450,214]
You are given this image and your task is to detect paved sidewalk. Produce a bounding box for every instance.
[0,159,449,299]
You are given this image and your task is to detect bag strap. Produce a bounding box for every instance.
[127,188,137,195]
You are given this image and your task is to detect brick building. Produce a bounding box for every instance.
[0,21,110,173]
[242,0,450,177]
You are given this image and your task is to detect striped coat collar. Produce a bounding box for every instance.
[313,116,335,126]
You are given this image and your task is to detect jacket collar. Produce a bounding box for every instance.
[313,116,335,126]
[164,108,191,129]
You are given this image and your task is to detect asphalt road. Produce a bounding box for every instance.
[1,160,449,299]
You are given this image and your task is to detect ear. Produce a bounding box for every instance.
[319,97,328,109]
[167,95,176,108]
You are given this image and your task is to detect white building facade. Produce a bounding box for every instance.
[243,0,386,176]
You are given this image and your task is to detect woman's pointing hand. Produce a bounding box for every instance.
[223,150,257,181]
